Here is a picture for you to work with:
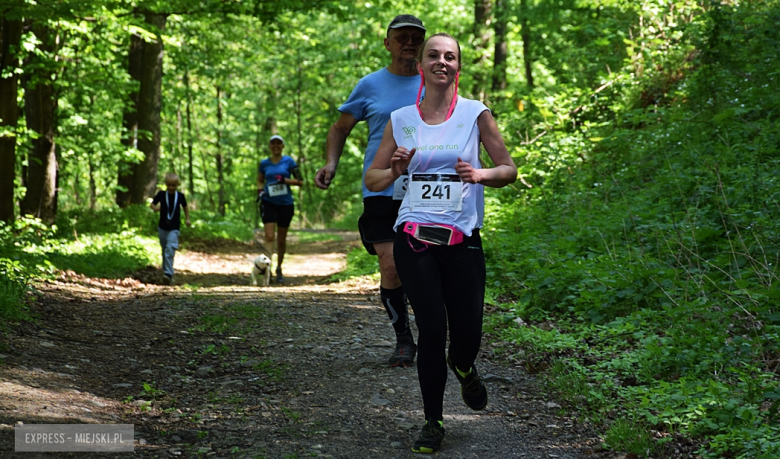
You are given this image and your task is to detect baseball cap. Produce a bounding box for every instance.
[269,135,284,144]
[387,14,425,33]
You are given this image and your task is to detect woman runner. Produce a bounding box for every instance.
[365,33,517,453]
[257,135,303,282]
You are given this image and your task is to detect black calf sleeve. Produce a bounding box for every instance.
[380,286,413,343]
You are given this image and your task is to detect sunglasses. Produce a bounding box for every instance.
[391,34,425,46]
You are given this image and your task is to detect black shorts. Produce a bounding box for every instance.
[261,201,294,227]
[358,196,402,255]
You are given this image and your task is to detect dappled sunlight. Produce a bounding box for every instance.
[0,230,596,457]
[177,251,346,278]
[0,366,122,425]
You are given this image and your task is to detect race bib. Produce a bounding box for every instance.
[393,173,409,200]
[268,183,287,197]
[409,173,462,211]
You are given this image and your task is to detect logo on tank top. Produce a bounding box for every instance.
[457,124,464,128]
[402,126,416,138]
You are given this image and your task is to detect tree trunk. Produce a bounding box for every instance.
[216,85,225,216]
[491,0,508,92]
[20,24,58,224]
[129,13,166,205]
[472,0,492,102]
[0,17,22,223]
[520,0,534,89]
[264,116,277,136]
[296,59,309,226]
[184,70,195,196]
[116,33,143,207]
[172,105,181,174]
[88,154,97,210]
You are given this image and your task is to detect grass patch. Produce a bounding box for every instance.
[2,217,158,280]
[38,233,158,278]
[329,247,379,282]
[289,230,344,243]
[253,359,286,381]
[0,259,32,324]
[605,419,658,456]
[227,303,269,320]
[187,210,255,242]
[544,359,608,416]
[196,314,239,333]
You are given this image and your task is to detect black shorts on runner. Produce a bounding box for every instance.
[261,201,295,227]
[358,196,402,256]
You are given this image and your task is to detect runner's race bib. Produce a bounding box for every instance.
[393,172,409,200]
[409,173,462,211]
[268,183,287,197]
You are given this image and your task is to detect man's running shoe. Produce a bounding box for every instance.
[447,355,488,410]
[411,419,445,454]
[388,341,417,367]
[275,267,284,283]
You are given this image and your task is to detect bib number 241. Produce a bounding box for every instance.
[409,173,462,211]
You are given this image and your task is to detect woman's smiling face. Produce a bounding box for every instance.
[419,35,461,86]
[269,138,284,156]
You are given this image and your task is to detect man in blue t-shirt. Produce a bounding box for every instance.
[314,14,426,367]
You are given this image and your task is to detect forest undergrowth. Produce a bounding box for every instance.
[3,1,780,458]
[481,2,780,458]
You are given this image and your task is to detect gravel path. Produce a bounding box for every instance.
[0,232,611,458]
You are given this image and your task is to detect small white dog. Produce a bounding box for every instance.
[249,254,272,286]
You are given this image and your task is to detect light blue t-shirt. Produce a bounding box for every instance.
[339,68,421,198]
[259,156,298,206]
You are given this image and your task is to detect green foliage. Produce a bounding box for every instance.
[290,231,344,244]
[28,233,158,278]
[329,247,379,282]
[1,216,157,280]
[482,1,780,457]
[0,258,32,325]
[9,0,478,228]
[604,418,658,456]
[6,0,780,456]
[186,211,255,242]
[55,206,158,237]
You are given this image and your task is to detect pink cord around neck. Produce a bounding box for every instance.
[416,69,460,122]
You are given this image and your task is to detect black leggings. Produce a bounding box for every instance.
[393,228,485,421]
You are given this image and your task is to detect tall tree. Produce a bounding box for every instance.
[116,33,143,207]
[129,12,166,205]
[0,16,22,223]
[519,0,534,89]
[21,23,59,224]
[215,85,225,216]
[472,0,492,102]
[491,0,508,92]
[184,71,195,196]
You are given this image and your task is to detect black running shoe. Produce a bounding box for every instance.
[411,419,445,454]
[388,341,417,367]
[275,267,284,283]
[447,356,488,410]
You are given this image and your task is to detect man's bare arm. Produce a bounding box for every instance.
[314,112,359,189]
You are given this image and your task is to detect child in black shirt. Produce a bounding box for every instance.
[150,173,191,284]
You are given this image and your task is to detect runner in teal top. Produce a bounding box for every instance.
[257,135,303,283]
[259,155,298,206]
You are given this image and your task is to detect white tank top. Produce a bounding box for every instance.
[391,96,489,236]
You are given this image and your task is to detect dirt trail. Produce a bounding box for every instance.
[0,232,610,458]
